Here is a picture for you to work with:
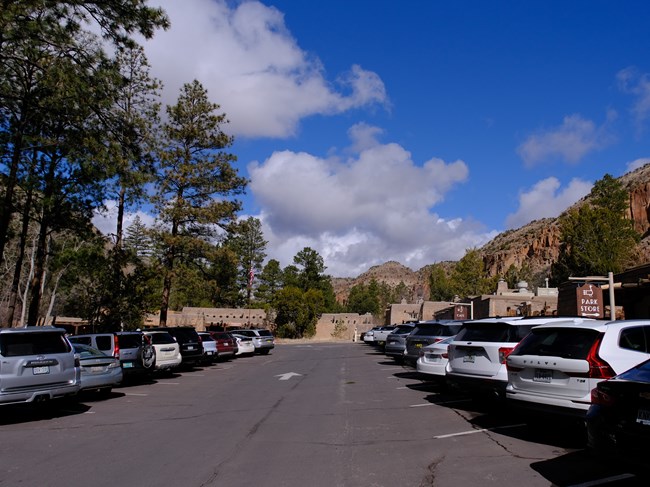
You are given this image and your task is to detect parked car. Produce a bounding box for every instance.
[416,336,455,380]
[404,320,464,365]
[68,331,155,375]
[143,330,182,372]
[232,333,255,356]
[384,323,416,362]
[71,342,122,395]
[0,327,80,405]
[234,329,275,354]
[445,316,563,399]
[197,332,219,364]
[147,327,203,366]
[587,357,650,474]
[210,331,236,361]
[369,326,397,347]
[506,319,650,418]
[363,327,382,344]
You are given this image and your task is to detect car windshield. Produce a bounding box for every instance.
[0,331,71,356]
[413,323,462,337]
[455,322,535,343]
[513,328,600,359]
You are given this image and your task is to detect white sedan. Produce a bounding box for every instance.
[416,337,454,379]
[232,334,255,356]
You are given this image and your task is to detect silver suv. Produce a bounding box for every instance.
[68,332,155,375]
[0,327,80,405]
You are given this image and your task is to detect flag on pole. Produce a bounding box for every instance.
[248,266,255,288]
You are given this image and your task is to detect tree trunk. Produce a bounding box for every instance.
[0,133,25,268]
[159,221,178,327]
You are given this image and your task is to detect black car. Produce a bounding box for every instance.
[148,327,203,366]
[587,357,650,475]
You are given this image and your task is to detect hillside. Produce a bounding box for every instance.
[332,165,650,302]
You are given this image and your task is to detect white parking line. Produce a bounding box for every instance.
[124,392,148,396]
[433,423,526,439]
[409,399,472,408]
[567,474,636,487]
[156,382,180,385]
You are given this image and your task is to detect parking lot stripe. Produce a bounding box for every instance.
[124,393,148,396]
[433,423,526,439]
[157,382,180,385]
[566,474,636,487]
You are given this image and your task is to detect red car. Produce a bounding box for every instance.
[210,331,237,361]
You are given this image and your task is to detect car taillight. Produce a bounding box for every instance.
[419,350,425,357]
[114,335,120,359]
[499,347,514,364]
[586,336,615,379]
[591,386,616,406]
[433,338,443,343]
[441,352,448,359]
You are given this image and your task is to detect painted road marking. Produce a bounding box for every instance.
[433,423,526,439]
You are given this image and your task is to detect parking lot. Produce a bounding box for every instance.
[0,342,645,486]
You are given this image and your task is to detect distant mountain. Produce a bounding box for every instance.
[332,165,650,302]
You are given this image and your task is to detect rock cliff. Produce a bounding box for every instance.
[332,164,650,302]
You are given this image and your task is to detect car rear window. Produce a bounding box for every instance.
[512,328,601,359]
[95,335,113,351]
[148,333,175,345]
[455,322,535,343]
[212,332,230,340]
[258,330,273,337]
[117,334,142,349]
[413,323,462,337]
[167,328,199,342]
[199,334,215,342]
[392,325,414,334]
[0,332,71,357]
[619,326,650,353]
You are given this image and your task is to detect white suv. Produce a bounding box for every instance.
[445,316,578,399]
[506,319,650,418]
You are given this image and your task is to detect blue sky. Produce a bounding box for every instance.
[92,0,650,277]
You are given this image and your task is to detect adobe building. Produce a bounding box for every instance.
[144,306,268,331]
[314,313,375,340]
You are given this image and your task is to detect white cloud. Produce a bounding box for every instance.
[505,177,593,229]
[143,0,387,138]
[92,201,156,239]
[618,67,650,130]
[249,126,495,277]
[626,157,650,173]
[517,114,615,166]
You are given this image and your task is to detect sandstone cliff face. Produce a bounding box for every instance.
[333,165,650,302]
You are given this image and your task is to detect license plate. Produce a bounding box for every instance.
[533,369,552,383]
[32,366,50,375]
[122,362,134,368]
[90,366,104,373]
[415,343,423,348]
[187,346,195,351]
[463,354,475,363]
[636,409,650,426]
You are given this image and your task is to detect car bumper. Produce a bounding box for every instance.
[506,389,591,418]
[80,368,123,391]
[0,383,80,405]
[446,373,507,397]
[416,358,447,378]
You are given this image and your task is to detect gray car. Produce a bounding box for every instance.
[71,342,122,395]
[0,327,80,405]
[384,324,416,362]
[404,321,464,365]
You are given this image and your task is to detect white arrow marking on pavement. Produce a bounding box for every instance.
[275,372,302,381]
